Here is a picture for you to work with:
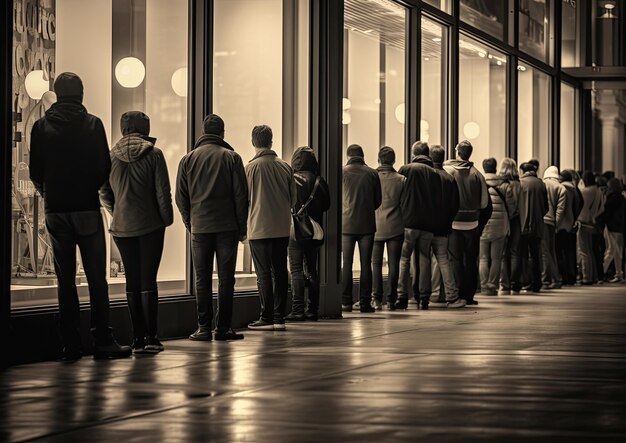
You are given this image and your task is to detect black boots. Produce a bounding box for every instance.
[126,292,147,353]
[141,290,164,353]
[93,327,132,360]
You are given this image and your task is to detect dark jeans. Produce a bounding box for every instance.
[541,224,562,285]
[556,230,577,285]
[288,242,320,316]
[398,228,433,301]
[372,234,404,304]
[448,228,480,302]
[250,237,289,323]
[592,230,606,282]
[341,233,375,305]
[500,216,521,290]
[514,235,542,292]
[578,225,595,284]
[45,211,111,346]
[114,227,165,293]
[191,231,238,333]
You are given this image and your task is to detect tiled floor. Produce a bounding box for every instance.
[2,285,626,442]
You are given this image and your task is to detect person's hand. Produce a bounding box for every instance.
[239,234,247,243]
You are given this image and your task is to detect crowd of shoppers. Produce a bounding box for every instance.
[30,72,626,361]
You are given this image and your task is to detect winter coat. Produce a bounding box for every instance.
[499,176,521,219]
[481,173,510,241]
[519,171,548,238]
[342,157,382,235]
[175,134,248,237]
[30,101,110,213]
[597,192,625,234]
[245,149,296,240]
[443,159,489,229]
[100,134,173,237]
[560,181,583,233]
[375,165,406,241]
[578,185,604,229]
[291,147,331,227]
[432,163,460,236]
[542,166,567,228]
[398,156,442,233]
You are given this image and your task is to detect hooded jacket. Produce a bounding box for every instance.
[291,147,331,227]
[245,148,296,240]
[597,191,625,233]
[560,181,583,233]
[375,164,406,241]
[398,156,442,233]
[578,185,604,229]
[175,134,248,237]
[30,101,111,213]
[443,159,489,230]
[519,171,548,237]
[342,157,382,235]
[542,166,567,228]
[481,173,511,241]
[432,162,460,236]
[100,131,173,237]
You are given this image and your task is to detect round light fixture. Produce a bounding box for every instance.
[395,103,405,124]
[432,37,441,42]
[342,98,352,110]
[342,111,351,125]
[478,51,486,58]
[605,3,615,10]
[171,67,187,97]
[420,119,430,131]
[25,70,49,100]
[115,57,145,88]
[463,121,481,140]
[496,60,502,66]
[517,65,527,72]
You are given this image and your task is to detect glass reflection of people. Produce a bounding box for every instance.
[29,72,131,360]
[100,111,173,353]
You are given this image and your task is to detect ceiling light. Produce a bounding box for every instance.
[517,65,527,71]
[478,51,486,58]
[432,37,441,42]
[496,60,502,66]
[115,57,145,88]
[424,57,430,61]
[605,3,615,10]
[171,67,187,97]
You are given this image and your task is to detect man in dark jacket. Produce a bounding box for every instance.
[396,141,441,310]
[514,162,549,293]
[176,114,248,341]
[444,140,489,305]
[557,170,583,285]
[342,144,382,313]
[29,72,131,360]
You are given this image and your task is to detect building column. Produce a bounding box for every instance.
[595,90,626,177]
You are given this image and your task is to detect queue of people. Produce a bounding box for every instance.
[30,72,626,361]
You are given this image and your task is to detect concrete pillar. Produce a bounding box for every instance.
[595,90,626,176]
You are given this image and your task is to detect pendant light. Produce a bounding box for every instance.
[115,0,145,88]
[463,54,480,140]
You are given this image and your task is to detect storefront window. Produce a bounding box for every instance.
[561,0,580,67]
[517,62,551,176]
[519,0,553,65]
[420,17,447,147]
[460,0,507,41]
[423,0,452,14]
[11,0,188,306]
[560,82,578,170]
[458,35,507,165]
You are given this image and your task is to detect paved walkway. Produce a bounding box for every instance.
[2,285,625,442]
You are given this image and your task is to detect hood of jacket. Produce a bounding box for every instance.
[44,100,87,125]
[445,158,473,170]
[412,155,433,167]
[484,172,505,186]
[193,134,234,151]
[112,134,155,163]
[291,147,319,174]
[543,166,560,181]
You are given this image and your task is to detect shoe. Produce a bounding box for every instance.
[131,337,149,354]
[93,339,132,360]
[61,347,82,361]
[360,303,376,313]
[189,326,212,341]
[215,328,245,341]
[511,290,520,295]
[419,300,429,310]
[499,289,511,295]
[141,290,164,353]
[304,312,319,321]
[341,304,353,312]
[273,322,287,331]
[284,312,306,322]
[394,299,408,310]
[248,320,275,330]
[429,301,448,309]
[371,299,383,311]
[465,299,479,306]
[352,301,361,310]
[609,277,623,284]
[387,302,396,311]
[547,283,562,290]
[126,291,147,352]
[144,337,165,354]
[447,299,467,309]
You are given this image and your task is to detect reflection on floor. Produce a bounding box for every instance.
[1,285,625,442]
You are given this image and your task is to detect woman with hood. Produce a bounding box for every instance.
[597,178,625,283]
[285,147,331,322]
[100,111,173,353]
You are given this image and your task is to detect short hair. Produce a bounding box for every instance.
[252,125,273,148]
[560,169,574,182]
[411,141,429,158]
[596,175,608,187]
[378,146,395,165]
[498,157,519,180]
[482,157,497,174]
[608,177,622,194]
[430,145,445,164]
[456,140,473,160]
[528,158,540,169]
[346,144,364,158]
[203,114,224,136]
[520,162,537,173]
[582,171,595,187]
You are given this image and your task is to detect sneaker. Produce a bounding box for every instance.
[215,328,245,341]
[273,322,287,331]
[498,289,511,295]
[609,277,624,284]
[387,302,396,311]
[447,299,467,309]
[284,312,306,322]
[511,290,520,295]
[60,347,83,361]
[341,304,353,313]
[429,301,448,308]
[189,327,212,341]
[93,340,132,360]
[144,337,165,354]
[547,282,562,290]
[419,300,429,310]
[371,299,383,311]
[352,301,361,310]
[360,304,376,313]
[482,288,497,296]
[394,299,408,310]
[304,312,319,321]
[248,320,275,331]
[465,299,479,306]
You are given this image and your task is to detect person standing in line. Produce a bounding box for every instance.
[597,178,625,283]
[578,171,604,285]
[176,114,248,341]
[285,147,330,322]
[497,158,521,295]
[513,162,548,294]
[479,158,513,296]
[541,166,567,289]
[29,72,131,360]
[371,147,405,311]
[593,175,609,282]
[556,170,583,286]
[245,125,296,330]
[444,140,489,305]
[396,141,442,310]
[341,144,382,313]
[100,111,173,353]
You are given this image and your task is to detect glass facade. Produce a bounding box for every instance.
[460,0,507,40]
[561,0,580,67]
[420,17,447,147]
[519,0,553,65]
[560,82,579,170]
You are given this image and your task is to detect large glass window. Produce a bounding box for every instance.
[11,0,188,306]
[518,62,551,176]
[560,82,579,170]
[519,0,553,65]
[458,35,507,164]
[423,0,452,14]
[420,17,447,147]
[561,0,580,67]
[460,0,507,41]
